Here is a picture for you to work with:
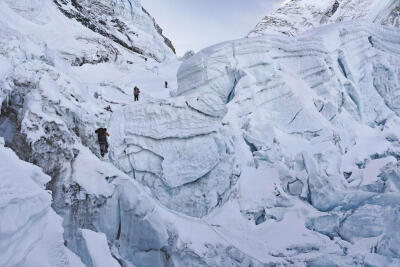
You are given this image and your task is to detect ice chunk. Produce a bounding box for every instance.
[379,162,400,191]
[287,179,304,196]
[110,102,226,188]
[306,215,340,239]
[376,211,400,258]
[339,204,395,242]
[109,100,236,216]
[112,100,220,139]
[303,153,344,211]
[81,229,120,267]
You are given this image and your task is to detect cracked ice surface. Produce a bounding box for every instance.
[172,20,400,264]
[109,100,237,217]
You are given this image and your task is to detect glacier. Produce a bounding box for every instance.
[0,0,400,266]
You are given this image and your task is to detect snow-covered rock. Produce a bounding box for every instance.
[53,0,175,61]
[249,0,400,37]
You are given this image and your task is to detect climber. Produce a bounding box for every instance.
[165,81,168,88]
[134,86,140,101]
[95,128,110,157]
[144,57,148,62]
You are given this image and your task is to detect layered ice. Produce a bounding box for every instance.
[174,20,400,265]
[109,99,238,217]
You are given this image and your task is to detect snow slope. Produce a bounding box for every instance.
[249,0,400,37]
[0,0,400,266]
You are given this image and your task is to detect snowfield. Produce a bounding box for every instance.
[0,0,400,266]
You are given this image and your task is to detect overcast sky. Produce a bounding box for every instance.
[142,0,283,56]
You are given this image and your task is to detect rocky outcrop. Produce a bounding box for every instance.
[141,7,176,54]
[53,0,175,61]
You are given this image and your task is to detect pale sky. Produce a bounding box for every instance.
[142,0,283,56]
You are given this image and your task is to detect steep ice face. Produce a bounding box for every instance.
[53,0,175,61]
[109,99,238,217]
[0,140,84,267]
[249,0,400,37]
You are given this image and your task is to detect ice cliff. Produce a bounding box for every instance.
[1,0,400,266]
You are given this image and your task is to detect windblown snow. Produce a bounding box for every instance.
[1,0,400,266]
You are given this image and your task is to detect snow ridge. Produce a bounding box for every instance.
[249,0,400,37]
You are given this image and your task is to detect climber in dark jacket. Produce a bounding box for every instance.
[95,128,110,157]
[134,86,140,101]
